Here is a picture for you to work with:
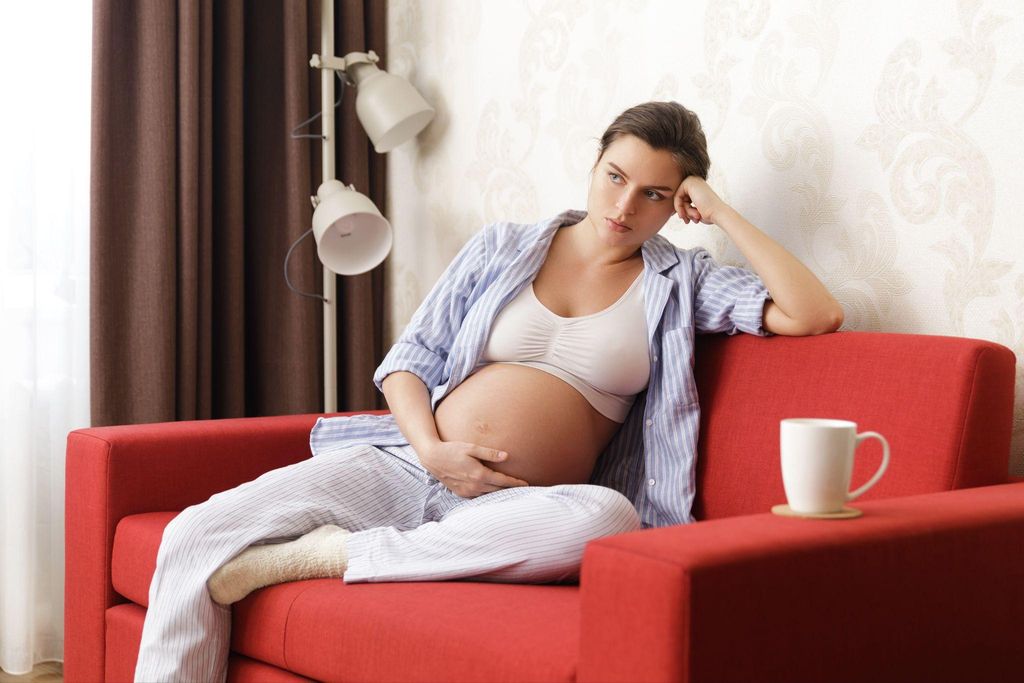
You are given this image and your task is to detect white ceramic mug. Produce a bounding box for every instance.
[780,419,890,514]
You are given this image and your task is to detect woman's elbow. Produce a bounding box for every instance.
[814,306,844,335]
[797,306,844,336]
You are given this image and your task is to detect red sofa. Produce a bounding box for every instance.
[65,331,1024,683]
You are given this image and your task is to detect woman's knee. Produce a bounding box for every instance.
[159,500,228,552]
[160,480,272,551]
[550,484,640,535]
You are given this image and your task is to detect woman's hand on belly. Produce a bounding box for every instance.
[420,440,531,498]
[432,364,621,487]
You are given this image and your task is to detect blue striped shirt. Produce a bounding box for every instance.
[310,209,774,527]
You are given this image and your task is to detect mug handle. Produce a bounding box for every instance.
[847,431,890,501]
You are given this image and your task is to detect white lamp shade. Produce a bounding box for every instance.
[312,180,393,275]
[354,68,435,153]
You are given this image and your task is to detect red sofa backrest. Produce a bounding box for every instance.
[690,331,1016,521]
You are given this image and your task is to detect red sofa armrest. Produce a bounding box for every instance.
[64,410,387,683]
[578,482,1024,683]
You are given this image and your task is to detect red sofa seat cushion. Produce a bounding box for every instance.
[106,603,316,682]
[112,512,580,682]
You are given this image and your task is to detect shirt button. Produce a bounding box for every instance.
[653,355,658,362]
[645,419,653,426]
[648,478,656,486]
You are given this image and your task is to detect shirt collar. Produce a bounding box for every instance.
[518,209,680,273]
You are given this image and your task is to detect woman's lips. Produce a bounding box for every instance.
[606,218,631,233]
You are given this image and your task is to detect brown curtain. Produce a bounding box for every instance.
[90,0,387,427]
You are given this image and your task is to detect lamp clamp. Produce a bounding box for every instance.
[309,50,381,86]
[310,182,357,209]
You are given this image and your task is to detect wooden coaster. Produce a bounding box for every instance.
[771,504,862,519]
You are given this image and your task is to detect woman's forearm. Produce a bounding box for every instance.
[715,205,842,325]
[381,371,442,454]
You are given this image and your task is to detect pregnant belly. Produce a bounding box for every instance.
[432,363,623,487]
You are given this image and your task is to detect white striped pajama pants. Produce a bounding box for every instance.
[133,442,641,683]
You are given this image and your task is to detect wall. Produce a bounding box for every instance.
[384,0,1024,476]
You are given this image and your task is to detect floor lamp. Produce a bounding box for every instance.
[303,0,434,413]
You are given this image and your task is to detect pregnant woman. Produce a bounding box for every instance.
[134,101,843,682]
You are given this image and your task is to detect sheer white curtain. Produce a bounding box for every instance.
[0,2,91,675]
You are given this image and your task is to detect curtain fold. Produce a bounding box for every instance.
[334,0,389,411]
[90,0,387,427]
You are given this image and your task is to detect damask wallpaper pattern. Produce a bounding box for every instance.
[384,0,1024,476]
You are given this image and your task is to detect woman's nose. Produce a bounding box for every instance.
[616,191,636,215]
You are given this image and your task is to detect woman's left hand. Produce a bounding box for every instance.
[674,176,728,225]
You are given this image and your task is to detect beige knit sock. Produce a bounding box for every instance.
[207,524,351,606]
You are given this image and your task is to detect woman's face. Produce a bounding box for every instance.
[585,133,685,250]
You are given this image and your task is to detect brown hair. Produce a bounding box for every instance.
[594,101,710,180]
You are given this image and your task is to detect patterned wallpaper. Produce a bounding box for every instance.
[383,0,1024,476]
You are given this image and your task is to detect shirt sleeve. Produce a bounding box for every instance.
[372,225,490,393]
[691,248,775,336]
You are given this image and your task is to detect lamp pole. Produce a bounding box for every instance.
[308,1,433,413]
[320,0,337,414]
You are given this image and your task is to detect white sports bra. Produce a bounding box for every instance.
[479,271,650,422]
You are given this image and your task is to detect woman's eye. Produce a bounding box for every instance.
[607,172,662,200]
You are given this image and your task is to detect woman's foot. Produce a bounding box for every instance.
[207,524,351,606]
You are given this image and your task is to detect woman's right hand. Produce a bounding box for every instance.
[418,441,530,498]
